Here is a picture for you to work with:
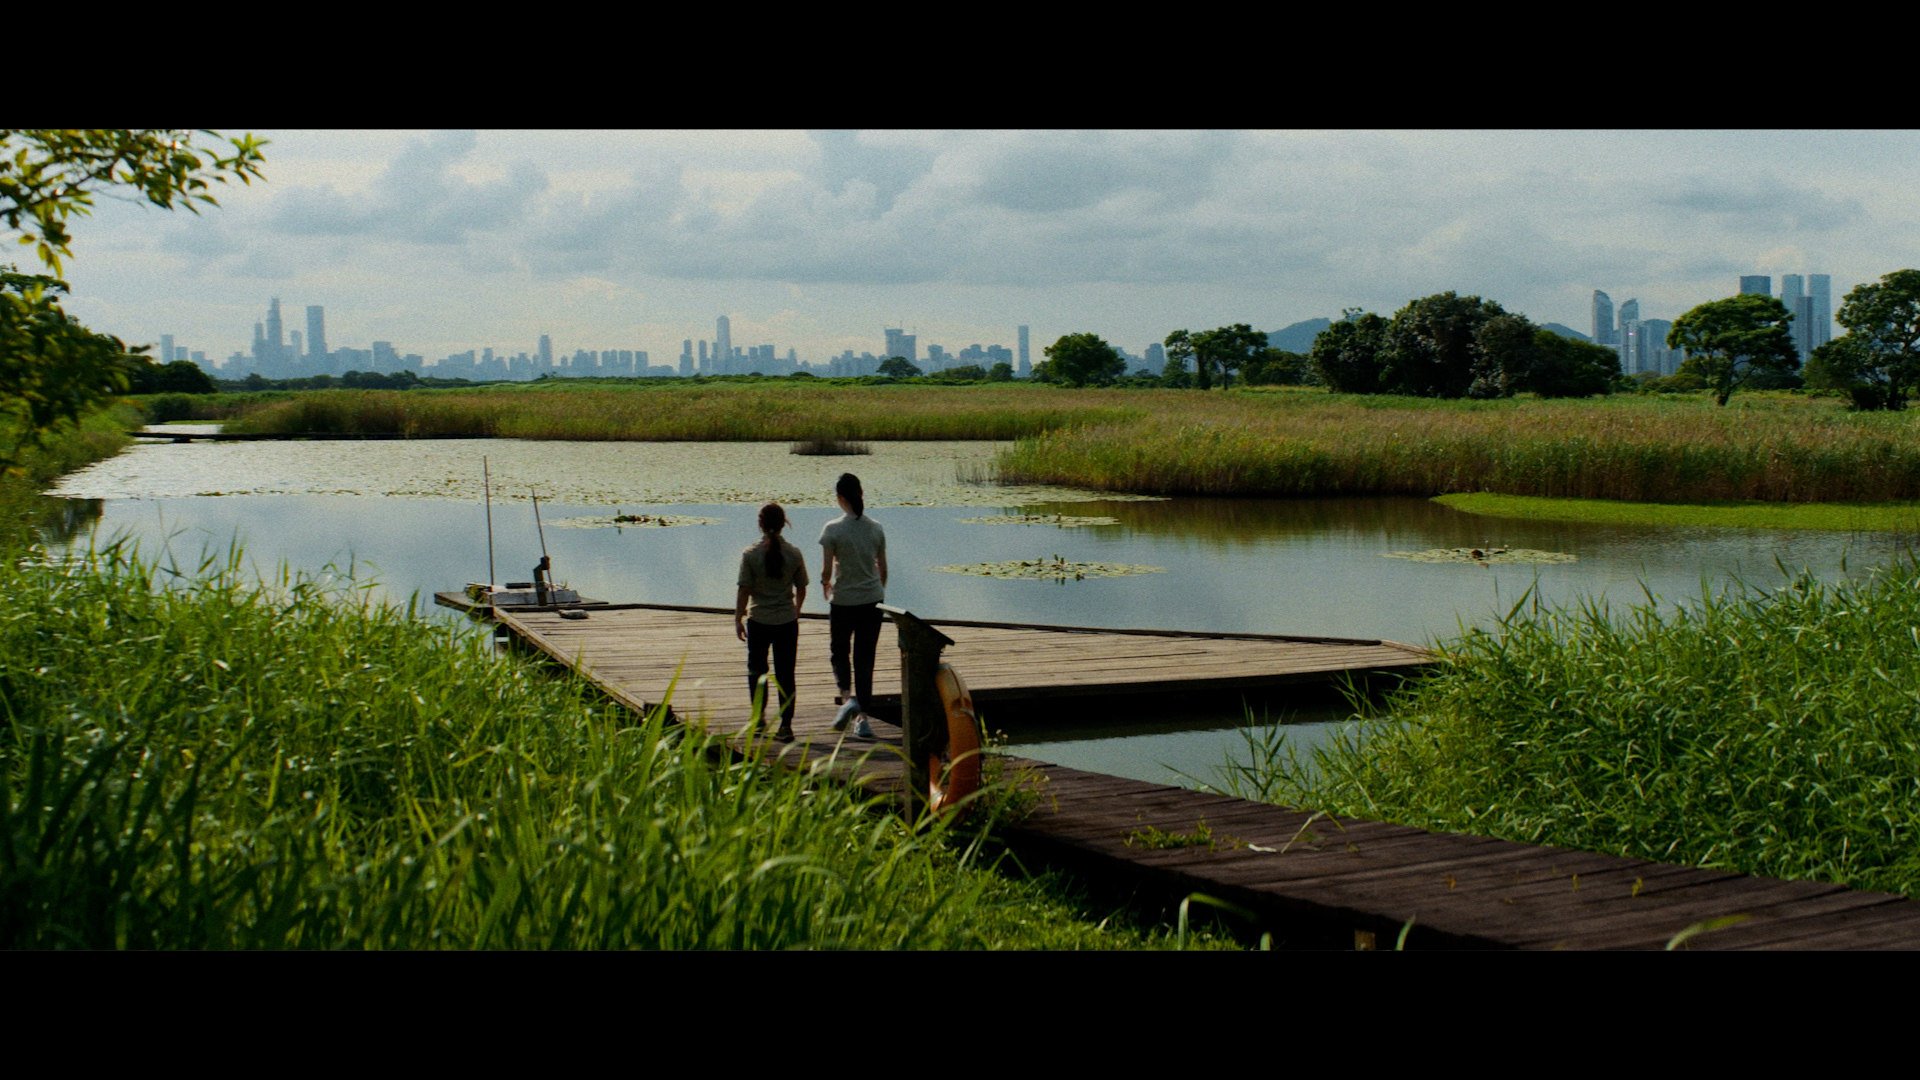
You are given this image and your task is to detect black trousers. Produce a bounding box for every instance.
[829,602,883,705]
[745,618,798,726]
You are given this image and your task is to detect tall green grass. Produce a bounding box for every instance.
[1228,562,1920,896]
[224,382,1141,442]
[997,391,1920,503]
[0,543,1221,949]
[222,383,1920,504]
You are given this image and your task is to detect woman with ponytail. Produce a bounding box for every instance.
[736,502,807,741]
[819,472,888,738]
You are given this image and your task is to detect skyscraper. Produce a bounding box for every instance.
[716,316,732,372]
[883,328,917,364]
[538,334,553,368]
[1592,291,1615,345]
[266,298,284,359]
[1740,275,1771,296]
[306,305,327,360]
[1018,325,1030,375]
[1808,274,1833,349]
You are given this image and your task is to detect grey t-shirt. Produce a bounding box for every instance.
[737,539,807,624]
[818,513,886,607]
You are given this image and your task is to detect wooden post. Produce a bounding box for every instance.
[878,604,954,819]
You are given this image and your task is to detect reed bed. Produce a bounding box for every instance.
[995,391,1920,503]
[223,383,1142,442]
[225,383,1920,504]
[1228,563,1920,896]
[0,545,1217,949]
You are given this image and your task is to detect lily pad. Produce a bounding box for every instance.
[1383,547,1577,565]
[957,514,1120,528]
[932,556,1165,581]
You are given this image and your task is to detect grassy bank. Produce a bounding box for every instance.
[220,382,1920,505]
[1437,492,1920,531]
[0,544,1226,949]
[1230,562,1920,896]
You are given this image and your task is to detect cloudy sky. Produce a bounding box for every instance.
[46,129,1920,366]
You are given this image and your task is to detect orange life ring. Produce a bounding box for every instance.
[928,662,983,816]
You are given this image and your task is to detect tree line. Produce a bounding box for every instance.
[1024,272,1920,411]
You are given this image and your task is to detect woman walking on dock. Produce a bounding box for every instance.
[820,473,887,738]
[736,502,807,742]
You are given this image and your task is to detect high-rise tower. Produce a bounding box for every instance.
[1018,325,1031,375]
[1592,291,1615,345]
[1808,274,1833,349]
[306,305,327,360]
[716,316,733,373]
[1740,275,1771,296]
[266,298,284,359]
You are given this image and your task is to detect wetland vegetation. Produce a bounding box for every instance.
[1227,562,1920,897]
[198,380,1920,508]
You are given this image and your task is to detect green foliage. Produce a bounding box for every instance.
[1668,293,1799,406]
[1308,309,1389,393]
[0,269,140,475]
[1229,562,1920,896]
[0,545,1223,949]
[0,130,264,474]
[876,356,922,378]
[1188,324,1268,390]
[1162,329,1198,388]
[127,357,216,395]
[1,129,265,275]
[1041,332,1126,388]
[1381,291,1514,398]
[1816,269,1920,411]
[1309,296,1613,400]
[1523,328,1619,398]
[987,361,1014,382]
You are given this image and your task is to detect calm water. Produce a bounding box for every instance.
[46,437,1920,790]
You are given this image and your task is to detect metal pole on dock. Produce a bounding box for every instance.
[878,604,954,820]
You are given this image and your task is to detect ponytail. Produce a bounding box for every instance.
[835,473,865,518]
[758,502,788,576]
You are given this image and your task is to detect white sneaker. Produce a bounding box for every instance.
[853,715,875,739]
[832,699,861,732]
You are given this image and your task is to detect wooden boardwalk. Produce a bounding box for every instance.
[495,603,1920,949]
[497,603,1430,733]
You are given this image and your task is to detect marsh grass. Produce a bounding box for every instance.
[0,542,1225,949]
[995,390,1920,503]
[223,382,1142,442]
[223,384,1920,505]
[1226,563,1920,896]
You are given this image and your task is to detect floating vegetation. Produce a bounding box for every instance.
[932,555,1165,581]
[1383,547,1578,565]
[957,513,1120,528]
[789,437,872,456]
[553,513,721,529]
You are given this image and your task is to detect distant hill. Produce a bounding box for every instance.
[1265,318,1332,353]
[1540,322,1591,342]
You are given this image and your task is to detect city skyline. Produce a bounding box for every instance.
[47,130,1920,366]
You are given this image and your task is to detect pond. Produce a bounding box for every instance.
[45,436,1920,790]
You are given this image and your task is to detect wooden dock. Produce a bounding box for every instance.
[497,603,1431,731]
[495,603,1920,949]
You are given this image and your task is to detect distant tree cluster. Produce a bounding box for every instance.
[1305,293,1619,399]
[1033,333,1126,387]
[1802,269,1920,410]
[1156,324,1315,390]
